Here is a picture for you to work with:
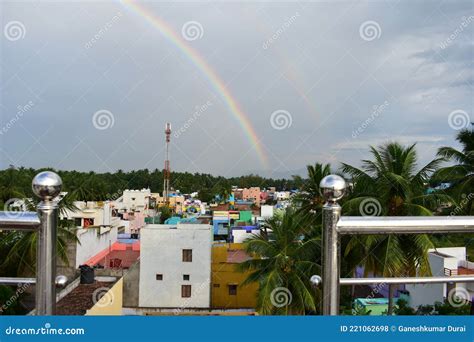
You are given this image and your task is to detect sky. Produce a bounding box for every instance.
[0,0,473,178]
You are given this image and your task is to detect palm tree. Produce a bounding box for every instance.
[340,142,450,314]
[293,163,332,215]
[238,209,320,315]
[434,128,474,215]
[216,184,232,204]
[0,194,79,276]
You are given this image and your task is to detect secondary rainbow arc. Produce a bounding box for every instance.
[121,0,269,168]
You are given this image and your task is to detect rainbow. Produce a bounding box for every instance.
[120,0,269,168]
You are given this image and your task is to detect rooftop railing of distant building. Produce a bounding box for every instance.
[313,175,474,316]
[0,171,67,315]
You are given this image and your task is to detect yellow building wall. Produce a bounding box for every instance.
[86,278,123,315]
[211,243,258,309]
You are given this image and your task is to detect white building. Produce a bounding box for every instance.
[139,223,212,309]
[232,227,260,243]
[61,201,115,228]
[406,247,474,308]
[260,205,274,219]
[58,201,121,277]
[116,189,151,213]
[274,191,290,201]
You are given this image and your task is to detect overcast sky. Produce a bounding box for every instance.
[1,0,473,178]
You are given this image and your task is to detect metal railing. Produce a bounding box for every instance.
[315,174,474,315]
[0,171,65,315]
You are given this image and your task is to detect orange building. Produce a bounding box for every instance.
[242,187,261,206]
[211,243,258,309]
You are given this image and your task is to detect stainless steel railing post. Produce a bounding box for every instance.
[32,171,62,315]
[319,175,347,316]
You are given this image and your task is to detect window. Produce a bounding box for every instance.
[156,274,163,280]
[181,285,192,298]
[182,249,192,262]
[228,285,237,296]
[83,218,94,228]
[74,218,82,226]
[183,274,190,281]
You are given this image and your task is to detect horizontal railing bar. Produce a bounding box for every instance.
[340,275,474,285]
[337,216,474,235]
[0,277,36,285]
[0,276,67,286]
[0,211,40,231]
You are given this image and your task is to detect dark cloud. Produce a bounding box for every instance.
[1,1,472,177]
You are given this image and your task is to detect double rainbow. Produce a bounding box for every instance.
[121,0,269,168]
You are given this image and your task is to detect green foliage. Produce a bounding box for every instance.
[0,285,26,315]
[341,143,448,278]
[393,298,471,316]
[0,199,79,276]
[434,300,471,315]
[434,128,474,215]
[292,163,332,221]
[0,168,300,202]
[157,206,172,223]
[238,209,320,315]
[393,299,415,315]
[197,188,213,203]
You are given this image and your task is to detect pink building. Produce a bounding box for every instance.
[242,187,261,206]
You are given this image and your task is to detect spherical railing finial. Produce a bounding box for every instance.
[310,275,322,288]
[55,275,68,288]
[320,174,346,203]
[32,171,62,200]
